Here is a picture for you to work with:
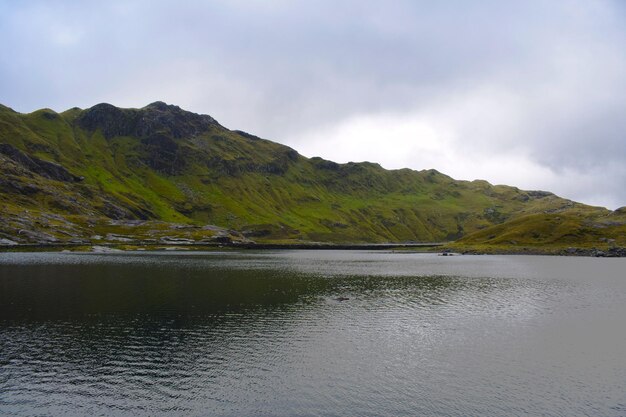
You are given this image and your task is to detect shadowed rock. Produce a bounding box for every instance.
[0,143,82,182]
[76,101,219,140]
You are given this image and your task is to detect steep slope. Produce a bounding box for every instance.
[0,102,622,249]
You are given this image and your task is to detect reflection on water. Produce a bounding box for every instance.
[1,251,625,416]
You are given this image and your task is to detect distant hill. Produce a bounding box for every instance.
[0,102,624,253]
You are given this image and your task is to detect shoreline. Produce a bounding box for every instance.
[0,241,624,257]
[0,241,443,252]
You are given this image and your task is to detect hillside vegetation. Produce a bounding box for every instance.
[1,102,624,252]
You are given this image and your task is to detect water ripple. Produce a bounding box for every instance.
[1,251,626,416]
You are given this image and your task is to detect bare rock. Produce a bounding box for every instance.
[105,233,134,242]
[91,245,122,253]
[0,143,82,182]
[17,229,58,243]
[159,237,195,244]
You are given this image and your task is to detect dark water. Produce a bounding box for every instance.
[1,251,625,416]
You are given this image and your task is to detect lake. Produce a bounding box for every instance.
[1,250,625,416]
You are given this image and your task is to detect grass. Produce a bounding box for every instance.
[448,208,626,253]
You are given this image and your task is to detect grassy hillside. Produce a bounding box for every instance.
[1,101,623,251]
[448,206,626,255]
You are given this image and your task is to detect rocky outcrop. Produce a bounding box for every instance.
[76,101,218,140]
[234,130,261,141]
[140,133,184,174]
[0,144,82,182]
[527,190,554,199]
[562,247,626,257]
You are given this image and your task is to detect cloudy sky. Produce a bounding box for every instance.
[1,0,625,209]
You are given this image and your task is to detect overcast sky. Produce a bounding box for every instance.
[1,0,625,209]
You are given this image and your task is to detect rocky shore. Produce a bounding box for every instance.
[1,238,625,257]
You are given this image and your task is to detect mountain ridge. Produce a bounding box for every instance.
[1,102,624,253]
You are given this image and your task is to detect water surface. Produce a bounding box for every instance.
[1,251,625,416]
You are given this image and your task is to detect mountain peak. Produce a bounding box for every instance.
[76,102,219,139]
[144,101,179,111]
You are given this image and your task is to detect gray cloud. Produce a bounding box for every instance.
[1,0,625,208]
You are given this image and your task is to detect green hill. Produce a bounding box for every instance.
[1,101,624,253]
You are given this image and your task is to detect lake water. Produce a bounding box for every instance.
[1,250,625,416]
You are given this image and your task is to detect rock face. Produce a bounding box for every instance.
[0,144,82,182]
[593,247,626,257]
[17,229,59,243]
[526,190,554,198]
[74,102,222,175]
[76,101,221,175]
[141,133,182,173]
[76,101,219,140]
